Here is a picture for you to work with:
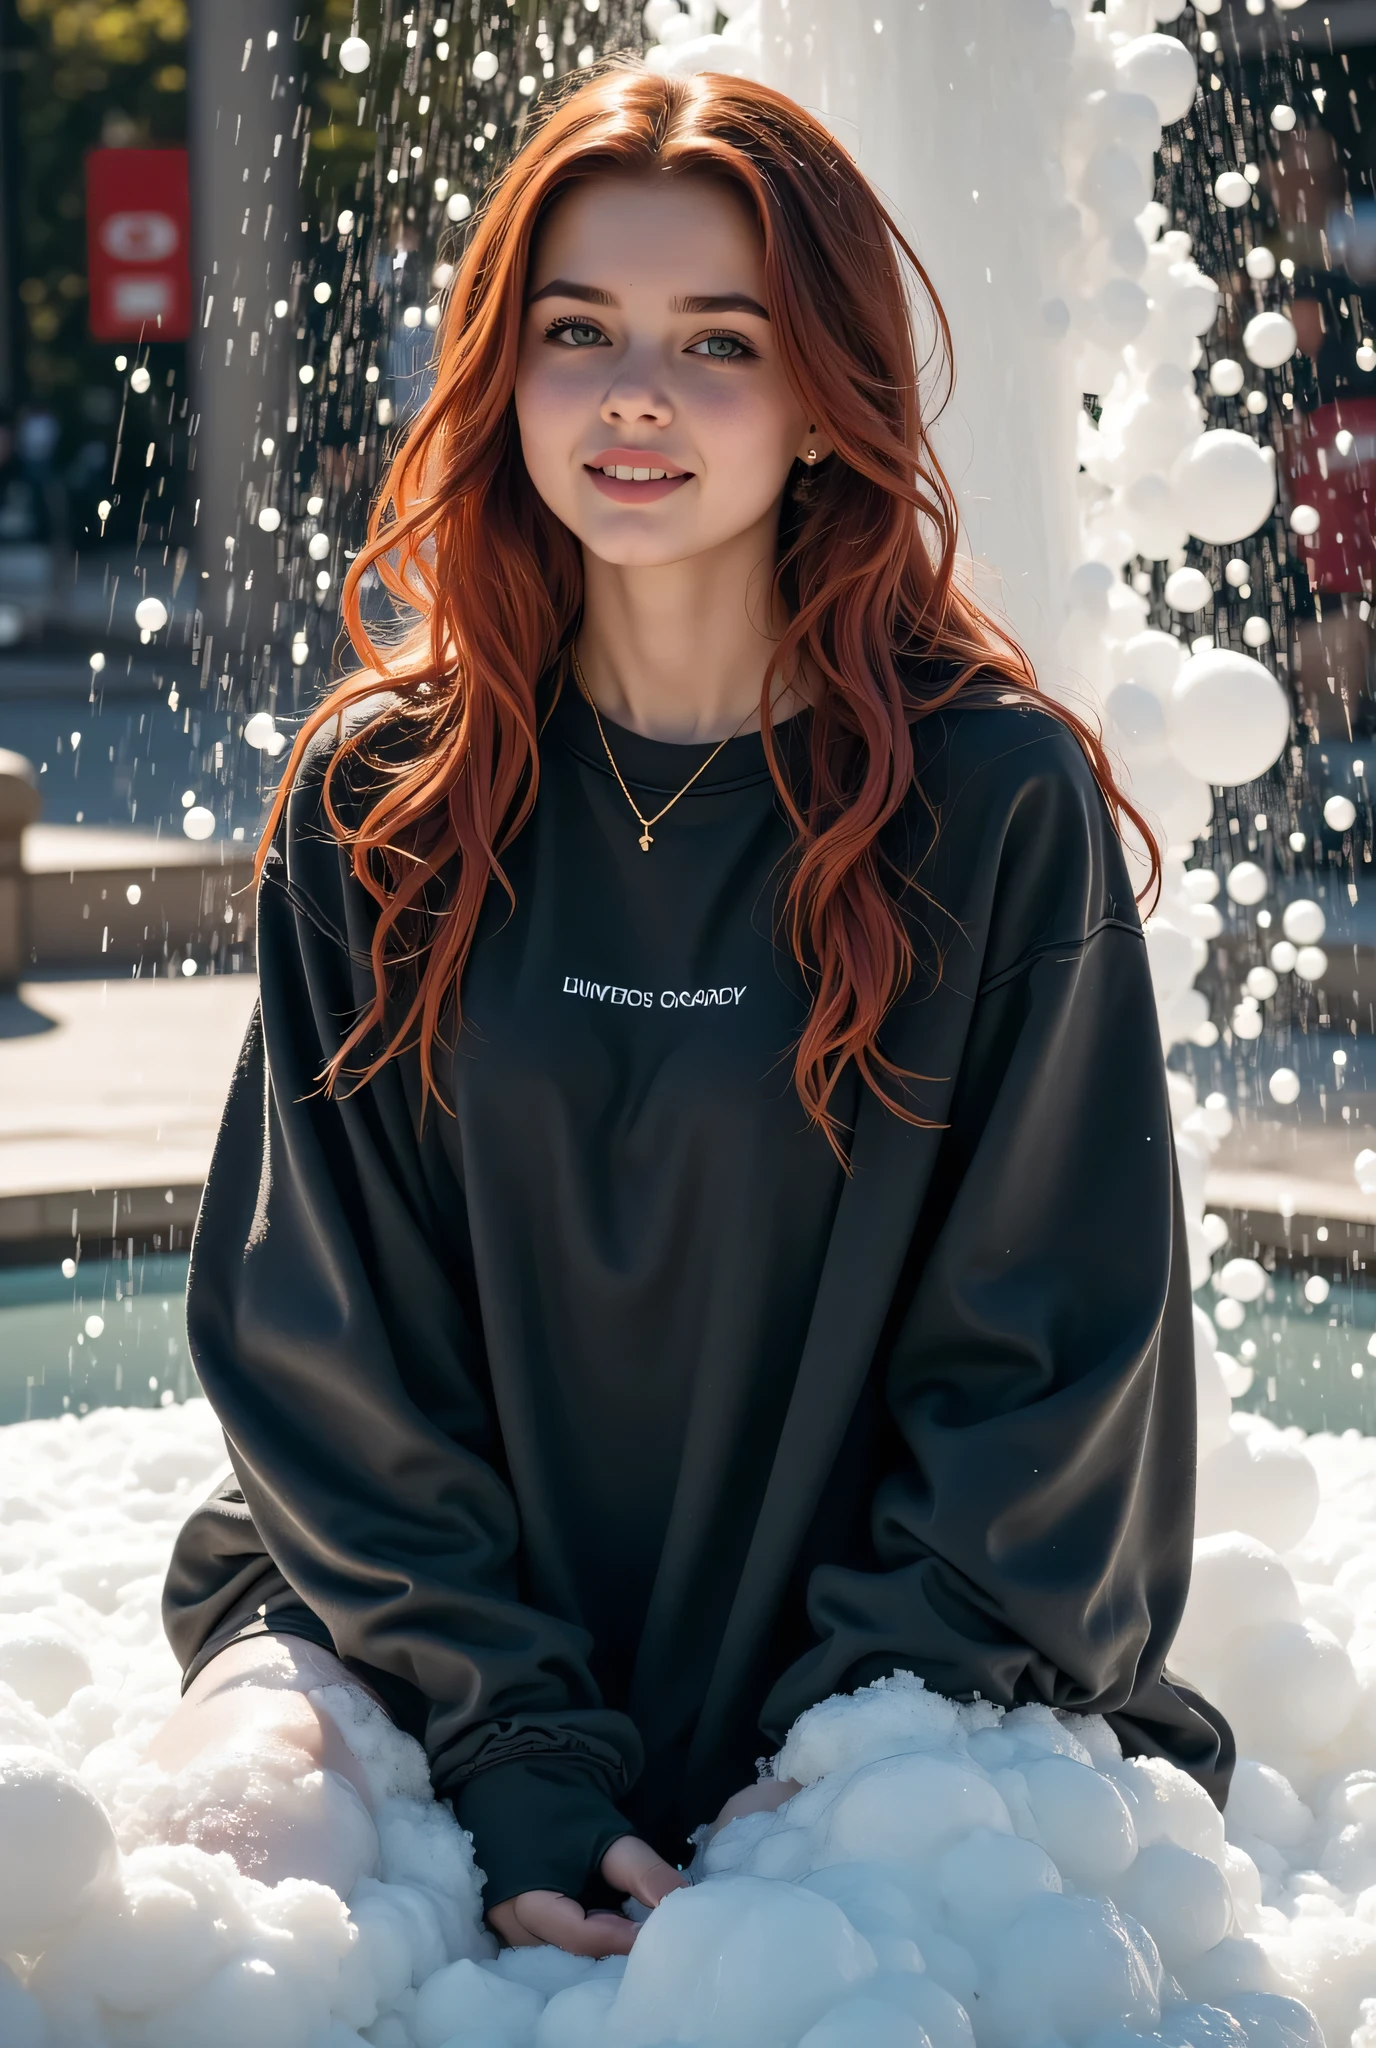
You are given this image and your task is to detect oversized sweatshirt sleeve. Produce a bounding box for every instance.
[760,706,1230,1796]
[179,730,642,1908]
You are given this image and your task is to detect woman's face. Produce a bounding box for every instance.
[514,173,817,569]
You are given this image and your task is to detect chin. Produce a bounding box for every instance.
[577,523,711,569]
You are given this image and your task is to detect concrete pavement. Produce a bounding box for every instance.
[0,970,257,1250]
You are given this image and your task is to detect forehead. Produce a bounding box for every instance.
[527,173,765,296]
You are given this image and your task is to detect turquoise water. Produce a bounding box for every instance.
[0,1249,1370,1437]
[0,1253,197,1424]
[1224,1269,1376,1438]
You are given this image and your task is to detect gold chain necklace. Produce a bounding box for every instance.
[570,644,760,853]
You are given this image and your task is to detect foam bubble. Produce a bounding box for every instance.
[0,1750,120,1953]
[3,1400,1374,2045]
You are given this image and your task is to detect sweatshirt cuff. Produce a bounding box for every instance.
[450,1755,635,1912]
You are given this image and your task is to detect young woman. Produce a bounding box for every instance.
[157,65,1233,1959]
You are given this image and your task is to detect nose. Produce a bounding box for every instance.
[599,356,674,432]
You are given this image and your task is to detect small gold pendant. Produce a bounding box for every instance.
[639,829,653,852]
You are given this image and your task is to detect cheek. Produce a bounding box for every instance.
[513,359,586,492]
[690,374,803,489]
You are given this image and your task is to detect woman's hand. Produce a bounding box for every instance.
[485,1782,802,1954]
[708,1774,803,1836]
[486,1833,690,1956]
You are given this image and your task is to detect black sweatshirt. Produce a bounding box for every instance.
[163,678,1233,1912]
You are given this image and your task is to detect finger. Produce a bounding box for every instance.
[711,1776,804,1833]
[487,1890,572,1949]
[486,1899,535,1948]
[522,1892,638,1957]
[601,1832,692,1907]
[488,1888,640,1957]
[710,1787,748,1831]
[570,1909,641,1957]
[641,1859,692,1907]
[487,1889,586,1950]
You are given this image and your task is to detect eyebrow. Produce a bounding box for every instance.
[527,278,617,307]
[673,292,769,319]
[526,279,770,320]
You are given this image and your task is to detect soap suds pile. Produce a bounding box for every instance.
[1,1390,1375,2047]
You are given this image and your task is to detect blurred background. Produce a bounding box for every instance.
[0,0,643,1423]
[0,0,1373,1445]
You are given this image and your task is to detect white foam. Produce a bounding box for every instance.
[2,1400,1375,2044]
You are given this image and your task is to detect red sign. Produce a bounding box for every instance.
[1282,399,1376,596]
[85,148,191,342]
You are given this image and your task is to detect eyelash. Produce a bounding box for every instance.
[688,329,756,361]
[544,316,607,348]
[541,316,757,362]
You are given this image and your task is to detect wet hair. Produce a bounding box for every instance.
[263,63,1157,1160]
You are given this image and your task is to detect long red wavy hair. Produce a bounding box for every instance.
[262,63,1158,1160]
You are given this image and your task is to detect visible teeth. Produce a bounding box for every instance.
[598,463,677,482]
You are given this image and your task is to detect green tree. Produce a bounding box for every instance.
[13,0,186,400]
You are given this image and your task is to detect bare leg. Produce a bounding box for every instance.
[149,1635,381,1804]
[145,1634,390,1886]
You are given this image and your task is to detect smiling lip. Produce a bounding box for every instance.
[584,448,694,504]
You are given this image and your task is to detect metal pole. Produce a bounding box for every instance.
[187,0,301,706]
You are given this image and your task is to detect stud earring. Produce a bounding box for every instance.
[805,448,818,462]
